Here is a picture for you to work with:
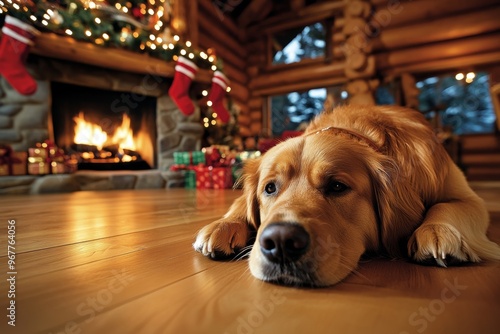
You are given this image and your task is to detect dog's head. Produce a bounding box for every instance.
[241,111,429,287]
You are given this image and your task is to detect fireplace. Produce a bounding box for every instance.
[0,55,205,194]
[51,82,157,170]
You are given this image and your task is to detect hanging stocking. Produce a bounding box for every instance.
[168,56,198,116]
[0,15,40,95]
[208,71,230,123]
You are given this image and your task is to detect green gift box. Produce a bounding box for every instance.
[174,151,205,166]
[184,170,196,189]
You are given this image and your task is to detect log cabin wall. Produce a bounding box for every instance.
[230,0,500,139]
[372,0,500,77]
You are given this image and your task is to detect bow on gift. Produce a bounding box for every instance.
[0,145,22,176]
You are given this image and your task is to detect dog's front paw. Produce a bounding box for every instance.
[193,218,251,259]
[408,223,479,267]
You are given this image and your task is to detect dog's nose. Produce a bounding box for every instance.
[259,223,310,263]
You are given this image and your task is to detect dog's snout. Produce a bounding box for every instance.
[259,223,310,263]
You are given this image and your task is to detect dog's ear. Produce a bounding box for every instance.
[242,157,262,229]
[371,160,424,257]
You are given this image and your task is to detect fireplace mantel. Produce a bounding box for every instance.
[31,32,213,83]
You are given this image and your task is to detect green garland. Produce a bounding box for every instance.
[1,0,223,71]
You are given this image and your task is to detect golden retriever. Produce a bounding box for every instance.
[193,105,500,287]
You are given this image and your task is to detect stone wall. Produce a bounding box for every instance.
[0,55,203,194]
[0,77,50,151]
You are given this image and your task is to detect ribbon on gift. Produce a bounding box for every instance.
[0,144,22,176]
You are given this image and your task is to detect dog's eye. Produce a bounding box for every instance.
[264,182,277,195]
[324,181,349,195]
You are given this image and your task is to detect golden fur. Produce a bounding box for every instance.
[194,105,500,287]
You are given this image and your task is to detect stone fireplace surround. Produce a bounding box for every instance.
[0,55,204,194]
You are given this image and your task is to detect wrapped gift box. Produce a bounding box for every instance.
[0,145,27,176]
[12,152,27,175]
[212,167,233,189]
[195,166,233,189]
[173,151,206,166]
[28,158,50,175]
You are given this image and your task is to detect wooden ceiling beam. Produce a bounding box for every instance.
[247,1,345,35]
[238,0,272,28]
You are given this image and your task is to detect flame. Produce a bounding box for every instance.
[73,112,107,150]
[73,112,137,152]
[112,114,136,152]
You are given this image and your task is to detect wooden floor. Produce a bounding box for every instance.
[1,185,500,334]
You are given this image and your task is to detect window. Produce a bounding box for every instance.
[269,85,348,137]
[272,22,326,65]
[418,72,497,135]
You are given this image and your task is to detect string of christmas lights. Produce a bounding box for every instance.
[0,0,223,71]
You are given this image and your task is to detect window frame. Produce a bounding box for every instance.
[260,16,336,137]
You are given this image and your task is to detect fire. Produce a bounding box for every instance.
[73,112,137,152]
[73,112,107,150]
[112,113,136,152]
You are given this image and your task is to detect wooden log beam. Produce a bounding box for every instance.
[30,33,213,83]
[250,62,345,91]
[376,32,500,70]
[373,7,500,51]
[372,0,500,31]
[382,50,500,76]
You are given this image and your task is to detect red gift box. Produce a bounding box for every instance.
[212,167,233,189]
[194,166,233,189]
[195,166,212,189]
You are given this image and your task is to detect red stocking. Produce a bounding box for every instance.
[208,71,230,123]
[168,56,198,116]
[0,15,40,95]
